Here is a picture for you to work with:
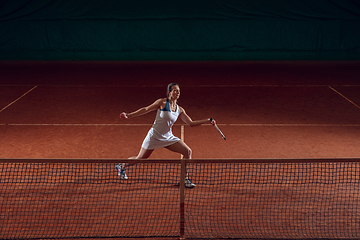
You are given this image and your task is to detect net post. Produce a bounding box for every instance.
[179,158,185,239]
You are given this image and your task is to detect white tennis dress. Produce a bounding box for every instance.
[141,98,181,150]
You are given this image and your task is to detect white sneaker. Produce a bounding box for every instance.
[115,163,128,180]
[185,177,196,188]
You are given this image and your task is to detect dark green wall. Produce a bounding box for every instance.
[1,0,359,60]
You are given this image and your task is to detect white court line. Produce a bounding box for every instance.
[0,86,37,113]
[1,84,360,87]
[227,123,360,127]
[198,85,360,87]
[1,123,359,127]
[181,125,185,159]
[329,86,360,110]
[0,123,153,126]
[181,125,185,140]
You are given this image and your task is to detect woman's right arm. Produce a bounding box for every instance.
[120,98,164,119]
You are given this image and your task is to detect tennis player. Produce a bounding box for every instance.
[116,83,216,188]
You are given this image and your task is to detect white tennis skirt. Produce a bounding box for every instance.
[141,127,180,150]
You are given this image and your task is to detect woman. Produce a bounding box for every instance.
[116,83,215,188]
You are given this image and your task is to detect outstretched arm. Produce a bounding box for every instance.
[179,106,215,127]
[120,98,163,119]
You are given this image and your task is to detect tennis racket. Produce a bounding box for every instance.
[210,118,226,140]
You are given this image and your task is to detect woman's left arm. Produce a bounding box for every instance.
[179,106,214,127]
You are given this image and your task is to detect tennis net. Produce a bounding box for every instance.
[1,158,360,239]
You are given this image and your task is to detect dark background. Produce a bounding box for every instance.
[1,0,360,60]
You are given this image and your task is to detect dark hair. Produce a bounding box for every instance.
[167,83,179,96]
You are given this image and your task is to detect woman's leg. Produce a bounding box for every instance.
[165,141,193,178]
[165,141,195,187]
[126,148,154,167]
[165,140,192,159]
[116,148,153,180]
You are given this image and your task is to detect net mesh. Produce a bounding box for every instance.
[1,159,360,239]
[186,161,360,239]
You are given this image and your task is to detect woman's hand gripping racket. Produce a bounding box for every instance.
[120,112,128,119]
[210,118,226,140]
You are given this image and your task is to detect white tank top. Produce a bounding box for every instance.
[141,98,181,150]
[152,98,180,135]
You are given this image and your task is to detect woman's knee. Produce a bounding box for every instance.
[184,147,192,159]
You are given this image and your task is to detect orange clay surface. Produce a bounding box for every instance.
[1,61,360,240]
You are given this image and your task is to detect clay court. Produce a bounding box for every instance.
[1,61,360,159]
[1,61,360,239]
